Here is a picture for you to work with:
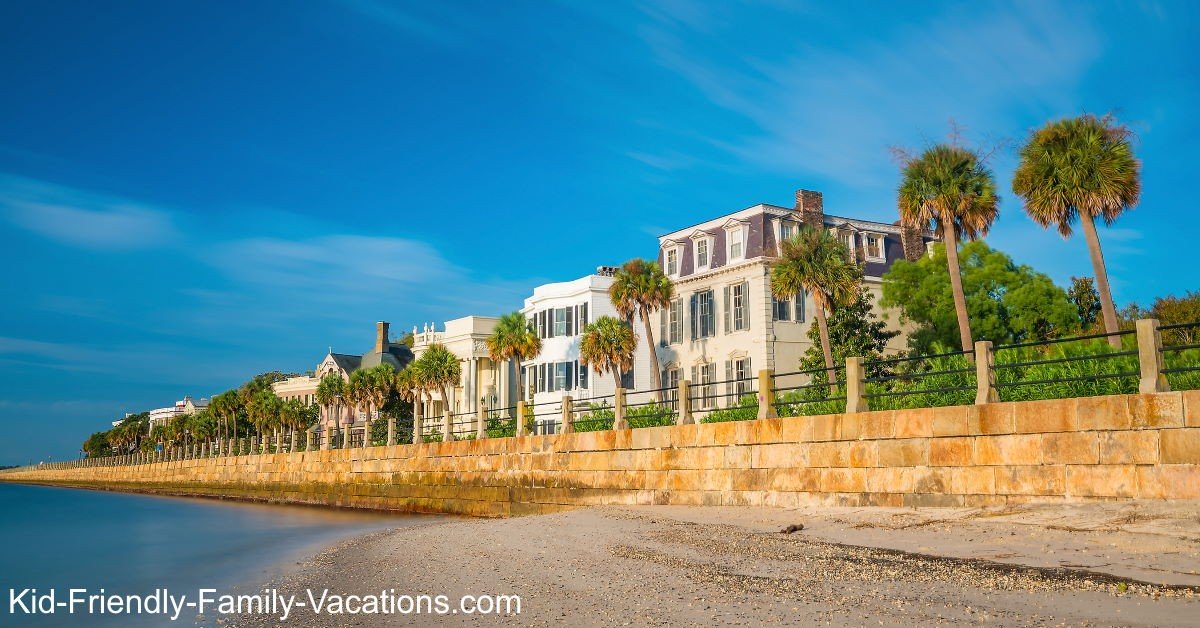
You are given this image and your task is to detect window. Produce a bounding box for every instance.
[772,296,791,321]
[578,303,588,330]
[728,227,744,260]
[796,289,806,322]
[864,233,884,261]
[726,357,751,406]
[662,367,679,409]
[553,307,567,337]
[577,361,588,390]
[779,222,795,247]
[689,290,716,339]
[723,282,749,332]
[691,363,714,409]
[668,298,682,344]
[553,362,569,392]
[666,248,679,275]
[696,238,709,268]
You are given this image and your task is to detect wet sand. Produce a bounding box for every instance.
[235,502,1200,626]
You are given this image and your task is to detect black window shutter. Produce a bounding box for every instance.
[566,361,574,391]
[723,286,731,334]
[566,305,574,336]
[689,294,698,340]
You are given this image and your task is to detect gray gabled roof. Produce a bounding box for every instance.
[329,353,362,373]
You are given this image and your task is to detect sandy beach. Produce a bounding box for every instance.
[230,501,1200,627]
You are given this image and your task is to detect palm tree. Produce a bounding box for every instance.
[394,365,422,442]
[416,344,462,441]
[897,143,999,353]
[1012,114,1139,348]
[609,259,673,400]
[316,373,345,442]
[579,316,637,429]
[346,369,372,425]
[486,311,542,406]
[367,364,396,420]
[210,391,239,450]
[770,227,862,388]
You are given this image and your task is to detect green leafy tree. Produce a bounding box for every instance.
[486,311,542,404]
[1012,113,1140,348]
[609,259,673,400]
[882,240,1078,352]
[1149,291,1200,343]
[897,143,999,353]
[797,290,899,378]
[82,431,110,458]
[1068,276,1102,330]
[770,227,862,387]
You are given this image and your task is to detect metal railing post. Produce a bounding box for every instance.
[845,356,867,414]
[1136,318,1169,393]
[974,340,999,404]
[561,396,575,434]
[757,369,777,420]
[677,379,693,425]
[613,387,628,430]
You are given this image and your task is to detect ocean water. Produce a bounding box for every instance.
[0,483,431,626]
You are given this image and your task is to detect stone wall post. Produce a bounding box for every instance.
[476,404,487,440]
[757,369,777,420]
[974,340,999,404]
[845,356,868,414]
[1136,318,1169,393]
[613,387,628,430]
[560,396,574,434]
[306,430,313,451]
[516,401,528,437]
[413,411,424,444]
[290,429,299,453]
[387,417,397,446]
[677,380,693,425]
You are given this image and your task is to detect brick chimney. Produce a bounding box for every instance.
[795,189,824,229]
[897,222,926,262]
[375,321,389,353]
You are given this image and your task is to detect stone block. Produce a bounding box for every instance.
[911,466,951,493]
[1076,395,1130,430]
[769,468,821,492]
[865,467,913,493]
[808,442,849,468]
[757,418,783,443]
[860,410,895,439]
[1066,465,1137,498]
[1013,398,1081,433]
[1042,432,1099,465]
[1099,431,1158,464]
[732,468,769,491]
[779,417,813,443]
[968,403,1015,435]
[751,443,800,468]
[876,439,928,467]
[974,434,1041,466]
[895,408,933,438]
[952,467,996,495]
[994,465,1065,495]
[1160,429,1200,464]
[811,414,841,441]
[820,468,867,493]
[929,437,972,467]
[1135,464,1200,499]
[839,414,861,440]
[723,445,752,468]
[903,493,964,508]
[931,406,969,437]
[1184,390,1200,427]
[1129,393,1184,429]
[848,441,878,468]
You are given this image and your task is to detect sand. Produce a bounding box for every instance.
[230,502,1200,627]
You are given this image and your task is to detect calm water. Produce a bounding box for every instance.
[0,483,433,626]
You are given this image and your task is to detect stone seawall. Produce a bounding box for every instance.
[4,391,1199,516]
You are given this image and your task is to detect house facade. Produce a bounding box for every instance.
[146,395,209,432]
[654,189,932,412]
[410,316,514,430]
[520,270,655,430]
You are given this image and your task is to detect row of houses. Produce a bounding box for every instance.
[271,187,935,435]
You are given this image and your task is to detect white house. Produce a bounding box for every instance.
[520,269,656,429]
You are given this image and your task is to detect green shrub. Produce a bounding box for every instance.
[700,394,758,423]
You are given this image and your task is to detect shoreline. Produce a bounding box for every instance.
[235,503,1200,627]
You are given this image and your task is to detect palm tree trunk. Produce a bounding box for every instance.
[1080,214,1123,349]
[511,357,522,404]
[640,309,664,402]
[814,302,837,390]
[943,225,974,354]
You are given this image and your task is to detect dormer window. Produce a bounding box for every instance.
[728,226,745,260]
[863,233,884,262]
[691,232,712,270]
[665,247,679,276]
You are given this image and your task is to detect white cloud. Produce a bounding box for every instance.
[0,175,178,249]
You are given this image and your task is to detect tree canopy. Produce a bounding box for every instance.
[881,241,1078,352]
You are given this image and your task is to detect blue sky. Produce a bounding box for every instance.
[1,1,1196,463]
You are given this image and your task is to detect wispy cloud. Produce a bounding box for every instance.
[340,0,469,46]
[0,175,178,249]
